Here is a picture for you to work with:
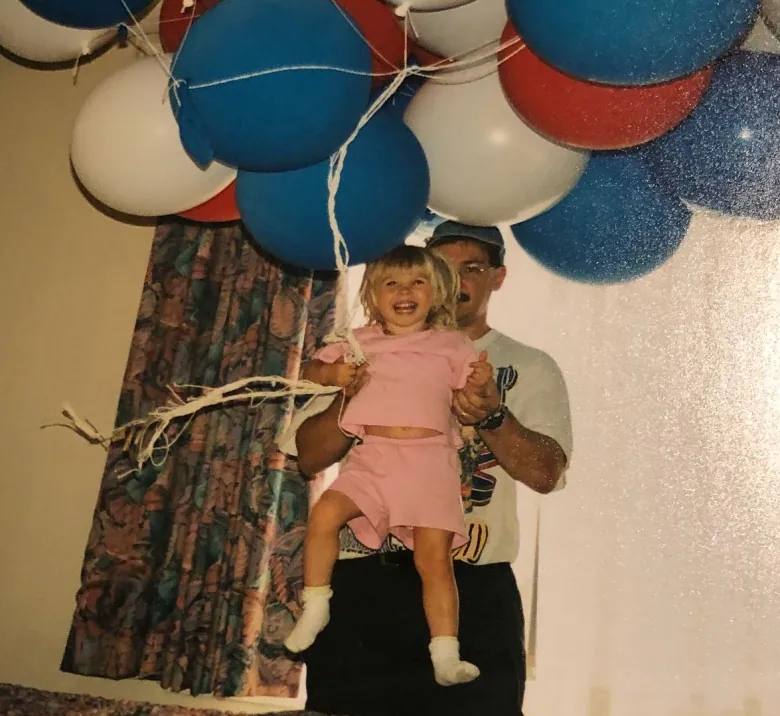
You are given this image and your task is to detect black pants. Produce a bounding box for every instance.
[304,554,525,716]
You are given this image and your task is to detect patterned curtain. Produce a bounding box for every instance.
[61,222,337,698]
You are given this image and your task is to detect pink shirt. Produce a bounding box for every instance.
[314,326,477,438]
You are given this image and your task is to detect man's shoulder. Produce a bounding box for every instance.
[484,331,561,375]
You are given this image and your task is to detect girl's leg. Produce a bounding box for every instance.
[413,526,458,637]
[413,526,480,686]
[285,490,362,653]
[304,489,363,586]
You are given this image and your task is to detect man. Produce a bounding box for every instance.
[279,222,572,716]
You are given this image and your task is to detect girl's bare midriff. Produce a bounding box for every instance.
[364,425,443,439]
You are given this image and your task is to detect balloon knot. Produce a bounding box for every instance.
[394,2,411,18]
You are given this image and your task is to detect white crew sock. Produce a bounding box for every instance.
[429,636,480,686]
[284,585,333,653]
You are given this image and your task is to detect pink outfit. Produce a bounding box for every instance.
[315,326,476,439]
[313,326,477,549]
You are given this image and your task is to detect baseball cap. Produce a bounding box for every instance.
[426,220,506,266]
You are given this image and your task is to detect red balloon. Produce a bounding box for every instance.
[158,0,223,53]
[178,181,239,222]
[498,23,714,150]
[335,0,408,87]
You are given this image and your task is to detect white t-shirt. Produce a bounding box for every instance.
[277,329,573,565]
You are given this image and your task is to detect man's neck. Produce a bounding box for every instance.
[460,319,491,342]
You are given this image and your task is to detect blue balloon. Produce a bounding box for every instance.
[640,52,780,220]
[237,113,429,270]
[506,0,759,85]
[511,153,690,284]
[171,0,372,172]
[20,0,151,28]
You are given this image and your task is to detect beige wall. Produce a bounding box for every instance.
[0,48,299,712]
[486,222,780,716]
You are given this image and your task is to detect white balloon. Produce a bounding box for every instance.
[134,0,163,53]
[409,0,507,59]
[71,55,235,217]
[0,0,115,63]
[404,55,589,226]
[388,0,472,12]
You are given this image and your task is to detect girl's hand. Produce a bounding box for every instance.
[323,359,369,397]
[454,352,501,425]
[466,351,494,391]
[343,361,370,398]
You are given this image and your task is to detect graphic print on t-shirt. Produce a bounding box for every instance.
[495,365,519,403]
[340,525,407,555]
[471,452,498,507]
[455,429,495,564]
[453,520,488,563]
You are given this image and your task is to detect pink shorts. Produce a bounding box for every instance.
[329,434,467,550]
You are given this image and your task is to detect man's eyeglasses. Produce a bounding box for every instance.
[458,262,491,278]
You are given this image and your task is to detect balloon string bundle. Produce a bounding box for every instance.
[52,0,526,475]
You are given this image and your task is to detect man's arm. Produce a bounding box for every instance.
[475,416,567,494]
[295,359,369,475]
[296,394,355,476]
[454,352,570,494]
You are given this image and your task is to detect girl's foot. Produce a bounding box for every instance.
[284,585,333,653]
[429,636,480,686]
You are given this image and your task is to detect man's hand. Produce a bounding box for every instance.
[453,351,501,425]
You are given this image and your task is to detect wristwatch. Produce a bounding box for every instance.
[476,404,507,432]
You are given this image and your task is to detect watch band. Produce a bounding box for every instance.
[476,404,507,431]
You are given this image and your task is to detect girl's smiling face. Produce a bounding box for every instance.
[374,265,435,335]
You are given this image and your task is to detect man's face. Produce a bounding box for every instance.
[433,240,506,328]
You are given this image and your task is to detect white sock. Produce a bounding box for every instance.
[284,585,333,653]
[429,636,480,686]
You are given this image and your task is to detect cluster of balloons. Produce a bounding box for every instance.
[4,0,780,283]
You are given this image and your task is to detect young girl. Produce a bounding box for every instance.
[284,244,491,687]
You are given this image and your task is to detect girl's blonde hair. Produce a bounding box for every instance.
[359,244,461,330]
